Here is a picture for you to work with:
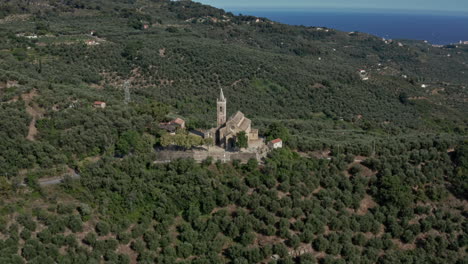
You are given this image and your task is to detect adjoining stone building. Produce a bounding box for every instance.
[159,118,186,134]
[204,89,259,150]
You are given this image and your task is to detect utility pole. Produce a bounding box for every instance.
[372,140,376,156]
[124,80,131,105]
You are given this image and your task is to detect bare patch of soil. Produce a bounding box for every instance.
[83,156,102,164]
[6,96,19,103]
[391,239,416,250]
[231,79,243,86]
[312,186,323,194]
[118,244,138,264]
[21,89,38,103]
[295,151,310,158]
[26,119,38,141]
[431,87,445,95]
[211,204,238,215]
[309,150,331,159]
[0,14,31,24]
[311,83,326,89]
[356,195,377,215]
[90,83,103,89]
[255,234,284,247]
[359,165,375,177]
[277,190,290,199]
[5,80,19,88]
[288,243,323,258]
[409,96,429,100]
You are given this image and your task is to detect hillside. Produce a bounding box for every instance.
[0,0,467,263]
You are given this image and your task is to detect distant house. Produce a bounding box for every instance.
[268,138,283,149]
[24,34,38,39]
[358,69,369,81]
[159,123,177,134]
[143,24,149,29]
[86,40,99,46]
[93,101,106,109]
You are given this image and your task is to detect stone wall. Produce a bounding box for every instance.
[155,149,262,164]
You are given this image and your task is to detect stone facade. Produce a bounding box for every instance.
[210,89,259,150]
[154,89,268,164]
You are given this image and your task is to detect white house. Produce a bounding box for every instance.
[93,101,106,109]
[268,138,283,149]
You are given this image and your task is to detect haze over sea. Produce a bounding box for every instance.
[229,9,468,45]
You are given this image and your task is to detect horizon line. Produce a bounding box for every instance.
[215,6,468,16]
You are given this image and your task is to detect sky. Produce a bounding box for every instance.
[195,0,468,14]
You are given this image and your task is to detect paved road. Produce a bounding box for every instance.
[38,173,80,186]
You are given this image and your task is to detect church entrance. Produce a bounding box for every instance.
[227,137,236,151]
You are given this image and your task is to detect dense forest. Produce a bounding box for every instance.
[0,0,466,263]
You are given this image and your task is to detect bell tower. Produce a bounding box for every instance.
[217,89,227,127]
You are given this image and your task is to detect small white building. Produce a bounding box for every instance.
[25,34,38,39]
[86,40,99,46]
[358,69,369,81]
[268,138,283,149]
[93,101,106,109]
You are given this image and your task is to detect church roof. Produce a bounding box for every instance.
[227,111,251,131]
[228,111,244,125]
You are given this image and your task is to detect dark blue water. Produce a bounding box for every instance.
[231,9,468,45]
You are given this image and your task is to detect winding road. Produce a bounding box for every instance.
[38,172,81,186]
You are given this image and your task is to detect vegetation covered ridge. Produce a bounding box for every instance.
[0,0,466,263]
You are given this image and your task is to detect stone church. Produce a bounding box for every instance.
[205,89,259,150]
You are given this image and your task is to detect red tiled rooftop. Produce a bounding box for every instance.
[172,118,185,125]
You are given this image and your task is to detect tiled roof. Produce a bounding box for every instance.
[172,118,185,125]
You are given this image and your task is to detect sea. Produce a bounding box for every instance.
[229,9,468,45]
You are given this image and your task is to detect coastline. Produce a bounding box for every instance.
[225,8,468,45]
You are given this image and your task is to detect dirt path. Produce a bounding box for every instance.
[21,89,44,141]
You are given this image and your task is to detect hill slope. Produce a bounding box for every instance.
[0,1,467,263]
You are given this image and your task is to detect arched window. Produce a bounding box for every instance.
[220,107,223,113]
